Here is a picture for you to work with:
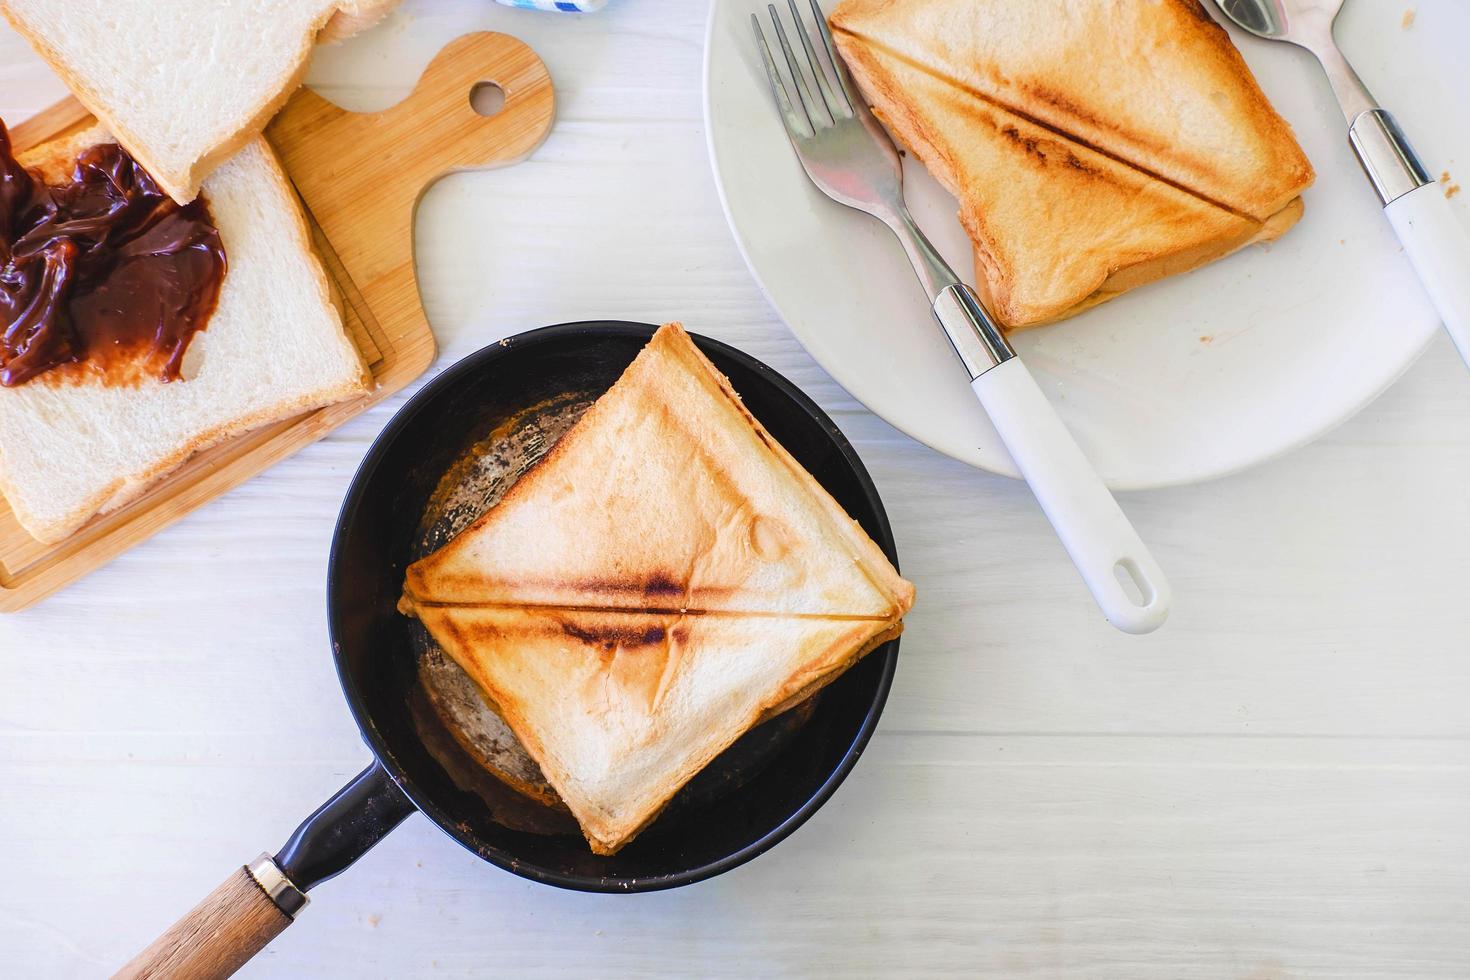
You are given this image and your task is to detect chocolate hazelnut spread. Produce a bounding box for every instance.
[0,120,226,387]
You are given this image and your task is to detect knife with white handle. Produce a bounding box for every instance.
[1213,0,1470,370]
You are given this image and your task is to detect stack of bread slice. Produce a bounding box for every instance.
[399,324,915,855]
[829,0,1316,328]
[0,1,401,542]
[0,125,370,542]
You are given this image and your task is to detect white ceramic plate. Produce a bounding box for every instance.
[704,0,1470,489]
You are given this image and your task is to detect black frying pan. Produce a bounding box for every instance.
[117,323,904,979]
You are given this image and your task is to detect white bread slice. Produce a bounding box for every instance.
[0,126,370,543]
[0,0,400,203]
[829,0,1314,328]
[403,324,914,620]
[405,604,903,855]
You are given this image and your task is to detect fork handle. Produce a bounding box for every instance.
[932,285,1172,634]
[970,357,1171,633]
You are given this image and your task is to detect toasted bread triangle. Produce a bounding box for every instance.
[829,0,1313,327]
[405,603,902,854]
[830,0,1313,222]
[404,323,913,619]
[400,323,914,853]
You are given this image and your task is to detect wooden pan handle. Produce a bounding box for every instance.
[114,765,414,978]
[114,862,296,980]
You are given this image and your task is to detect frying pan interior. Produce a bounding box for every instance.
[328,322,902,890]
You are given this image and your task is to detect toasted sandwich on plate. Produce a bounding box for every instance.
[0,124,369,543]
[400,323,915,855]
[0,0,400,203]
[828,0,1315,328]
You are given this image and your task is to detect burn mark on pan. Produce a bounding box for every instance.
[413,389,597,559]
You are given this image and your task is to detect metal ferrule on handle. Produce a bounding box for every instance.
[1348,108,1432,206]
[932,283,1014,379]
[1344,110,1470,372]
[247,854,309,919]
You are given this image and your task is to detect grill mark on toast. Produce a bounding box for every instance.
[548,574,696,599]
[996,123,1098,179]
[832,28,1264,223]
[560,619,668,650]
[404,598,898,623]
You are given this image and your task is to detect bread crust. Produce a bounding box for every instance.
[319,0,399,44]
[986,196,1305,331]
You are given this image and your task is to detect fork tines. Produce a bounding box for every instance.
[753,0,857,138]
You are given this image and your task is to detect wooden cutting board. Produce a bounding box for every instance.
[0,32,554,612]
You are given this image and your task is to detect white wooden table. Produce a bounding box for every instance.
[2,2,1468,976]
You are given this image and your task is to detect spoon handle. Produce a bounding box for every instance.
[1345,107,1470,370]
[1385,180,1470,370]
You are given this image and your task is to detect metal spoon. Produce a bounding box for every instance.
[1213,0,1470,369]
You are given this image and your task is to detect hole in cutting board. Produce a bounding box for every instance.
[469,82,505,117]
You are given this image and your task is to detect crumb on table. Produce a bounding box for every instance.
[1199,335,1214,345]
[1449,184,1463,199]
[1402,7,1416,28]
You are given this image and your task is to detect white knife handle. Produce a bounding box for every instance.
[970,357,1172,634]
[1385,180,1470,370]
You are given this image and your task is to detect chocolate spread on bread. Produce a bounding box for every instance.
[0,120,226,387]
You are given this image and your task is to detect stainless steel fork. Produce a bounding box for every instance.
[752,1,1170,633]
